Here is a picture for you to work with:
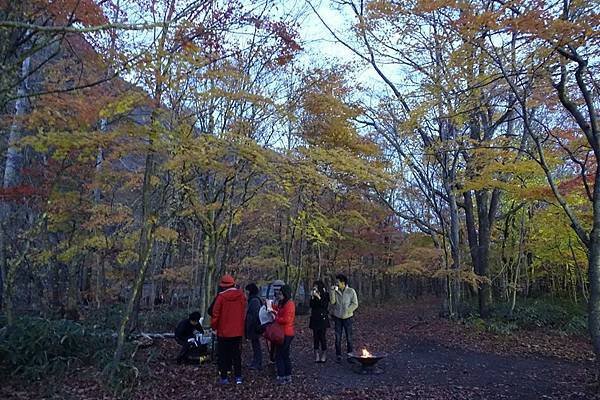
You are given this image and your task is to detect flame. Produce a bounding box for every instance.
[361,348,372,358]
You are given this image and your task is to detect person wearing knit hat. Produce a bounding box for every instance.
[219,274,235,288]
[211,274,246,385]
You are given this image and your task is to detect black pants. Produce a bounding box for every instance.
[217,336,242,379]
[176,338,208,363]
[334,317,353,356]
[175,338,190,362]
[312,328,327,351]
[268,339,276,362]
[275,335,293,377]
[250,337,262,367]
[176,337,191,362]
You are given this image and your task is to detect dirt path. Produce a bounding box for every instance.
[132,299,594,400]
[2,299,595,399]
[283,300,594,400]
[295,336,590,399]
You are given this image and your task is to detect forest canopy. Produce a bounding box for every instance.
[0,0,599,393]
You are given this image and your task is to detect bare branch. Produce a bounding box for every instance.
[0,21,167,34]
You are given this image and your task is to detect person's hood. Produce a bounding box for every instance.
[219,287,244,302]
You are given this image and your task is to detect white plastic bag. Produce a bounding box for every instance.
[259,305,274,325]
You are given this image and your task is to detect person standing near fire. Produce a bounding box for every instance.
[211,274,246,385]
[329,274,358,363]
[309,280,330,363]
[271,284,295,384]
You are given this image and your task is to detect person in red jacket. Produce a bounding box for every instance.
[271,284,295,384]
[211,274,246,385]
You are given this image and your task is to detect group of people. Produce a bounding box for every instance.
[174,273,359,385]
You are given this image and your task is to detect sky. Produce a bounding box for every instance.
[291,0,401,103]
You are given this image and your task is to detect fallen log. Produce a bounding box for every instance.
[130,332,175,339]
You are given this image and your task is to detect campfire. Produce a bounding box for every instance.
[348,347,387,374]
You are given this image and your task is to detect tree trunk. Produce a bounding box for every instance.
[475,190,493,318]
[1,260,17,325]
[588,170,600,373]
[509,210,526,316]
[447,188,462,318]
[111,237,155,373]
[112,143,156,369]
[95,255,106,309]
[569,238,588,302]
[199,235,209,317]
[0,55,31,325]
[66,262,80,320]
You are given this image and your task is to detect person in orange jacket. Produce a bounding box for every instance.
[271,284,295,384]
[211,274,246,385]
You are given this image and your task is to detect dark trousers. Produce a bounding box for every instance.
[175,337,191,362]
[312,328,327,351]
[334,317,353,356]
[250,337,262,367]
[275,335,293,377]
[268,339,276,362]
[217,336,242,379]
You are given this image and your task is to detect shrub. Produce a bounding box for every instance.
[464,297,587,336]
[138,308,184,332]
[485,320,519,335]
[512,298,587,334]
[0,317,114,380]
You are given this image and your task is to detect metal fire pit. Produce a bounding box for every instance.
[348,351,387,375]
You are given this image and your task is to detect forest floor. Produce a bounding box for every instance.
[2,297,597,399]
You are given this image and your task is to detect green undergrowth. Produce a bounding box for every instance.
[83,305,191,333]
[464,297,587,336]
[0,314,145,397]
[0,316,114,380]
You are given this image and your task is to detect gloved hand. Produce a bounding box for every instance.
[187,338,197,346]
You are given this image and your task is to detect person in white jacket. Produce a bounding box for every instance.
[329,274,358,362]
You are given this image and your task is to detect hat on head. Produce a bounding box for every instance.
[219,274,235,288]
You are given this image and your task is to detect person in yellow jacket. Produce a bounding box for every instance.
[329,274,358,363]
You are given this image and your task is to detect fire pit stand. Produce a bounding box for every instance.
[347,351,387,375]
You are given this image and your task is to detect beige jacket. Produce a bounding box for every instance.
[329,286,358,319]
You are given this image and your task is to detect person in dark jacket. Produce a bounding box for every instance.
[175,311,204,364]
[309,280,330,363]
[211,274,246,385]
[245,283,263,370]
[272,284,295,384]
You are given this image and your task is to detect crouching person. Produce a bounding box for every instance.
[211,274,246,385]
[175,311,204,364]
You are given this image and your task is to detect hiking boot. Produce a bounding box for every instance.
[235,377,243,385]
[336,355,342,363]
[285,376,292,384]
[314,351,320,363]
[219,377,229,385]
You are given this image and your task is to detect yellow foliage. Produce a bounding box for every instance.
[117,250,138,266]
[154,227,179,243]
[156,266,192,283]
